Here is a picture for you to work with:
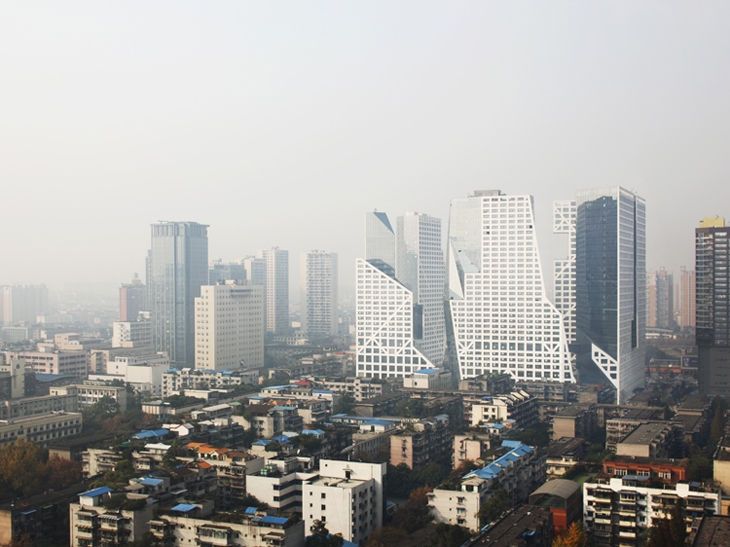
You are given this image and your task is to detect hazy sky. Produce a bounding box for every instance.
[1,2,728,299]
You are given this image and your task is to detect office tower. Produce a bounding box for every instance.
[2,285,49,324]
[148,221,208,365]
[195,281,264,370]
[300,251,338,338]
[119,274,146,321]
[553,200,577,345]
[446,190,573,383]
[208,260,247,285]
[646,268,674,329]
[572,187,646,403]
[356,211,446,379]
[696,217,730,397]
[112,320,153,348]
[260,247,289,334]
[677,267,696,330]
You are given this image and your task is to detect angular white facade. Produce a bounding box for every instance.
[356,211,446,379]
[446,190,574,382]
[553,200,577,345]
[300,251,338,338]
[195,281,264,370]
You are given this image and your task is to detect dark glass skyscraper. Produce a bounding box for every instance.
[148,221,208,365]
[696,217,730,396]
[573,187,645,403]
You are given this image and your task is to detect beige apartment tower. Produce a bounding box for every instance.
[195,281,264,371]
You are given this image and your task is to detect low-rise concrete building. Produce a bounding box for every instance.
[51,384,128,411]
[428,440,545,531]
[453,432,497,469]
[470,390,538,429]
[545,437,587,477]
[389,415,450,469]
[615,422,684,459]
[403,368,452,390]
[551,404,598,440]
[583,477,721,546]
[0,411,82,447]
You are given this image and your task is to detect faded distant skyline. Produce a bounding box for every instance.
[1,2,728,298]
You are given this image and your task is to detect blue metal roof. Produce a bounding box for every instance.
[312,389,334,394]
[464,441,533,480]
[300,429,325,435]
[170,504,197,513]
[80,486,113,498]
[272,405,297,410]
[260,516,289,525]
[140,478,164,487]
[415,368,439,374]
[271,435,291,444]
[244,507,258,515]
[253,440,271,446]
[35,373,73,382]
[132,429,169,439]
[364,419,390,427]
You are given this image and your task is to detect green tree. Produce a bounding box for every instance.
[366,527,408,547]
[45,454,83,490]
[710,398,727,443]
[333,394,355,415]
[305,521,344,547]
[478,489,508,525]
[429,523,472,547]
[0,440,46,496]
[552,522,588,547]
[389,487,433,533]
[647,500,686,547]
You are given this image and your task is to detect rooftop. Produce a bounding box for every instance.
[620,423,671,445]
[468,505,552,547]
[689,515,730,547]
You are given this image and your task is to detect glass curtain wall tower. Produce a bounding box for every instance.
[447,190,574,382]
[148,221,208,365]
[572,187,646,403]
[356,211,446,379]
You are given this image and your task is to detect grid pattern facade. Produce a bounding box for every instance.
[195,282,264,370]
[678,267,696,328]
[148,222,208,365]
[301,251,338,338]
[696,221,730,396]
[261,248,289,334]
[553,200,577,345]
[396,212,446,366]
[447,191,574,382]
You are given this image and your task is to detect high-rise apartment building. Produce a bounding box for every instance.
[696,217,730,397]
[677,267,696,330]
[2,285,49,324]
[260,248,289,335]
[148,221,208,365]
[447,191,573,382]
[356,211,446,379]
[194,281,264,371]
[119,274,146,321]
[646,268,674,329]
[300,251,338,338]
[572,187,646,403]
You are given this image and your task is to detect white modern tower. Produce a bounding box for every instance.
[356,211,446,379]
[300,251,338,338]
[260,247,289,335]
[553,200,577,345]
[195,281,264,371]
[446,190,574,382]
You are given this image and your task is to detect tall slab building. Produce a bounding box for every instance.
[301,251,338,338]
[195,281,264,371]
[447,190,573,383]
[119,274,146,321]
[260,247,289,335]
[148,221,208,365]
[356,211,446,379]
[696,217,730,397]
[678,267,696,330]
[571,187,646,403]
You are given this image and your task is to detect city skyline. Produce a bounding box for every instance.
[1,3,729,295]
